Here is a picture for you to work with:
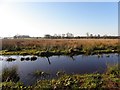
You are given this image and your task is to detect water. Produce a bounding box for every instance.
[0,53,119,85]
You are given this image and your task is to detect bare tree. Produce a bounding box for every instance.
[86,32,89,37]
[62,34,65,38]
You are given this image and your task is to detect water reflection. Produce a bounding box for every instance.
[46,57,51,65]
[69,55,75,61]
[0,53,118,85]
[20,56,37,61]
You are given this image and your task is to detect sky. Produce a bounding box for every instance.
[0,1,118,37]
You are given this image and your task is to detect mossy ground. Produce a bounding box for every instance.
[1,47,118,57]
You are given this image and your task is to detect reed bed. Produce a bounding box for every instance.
[2,39,118,49]
[1,39,119,55]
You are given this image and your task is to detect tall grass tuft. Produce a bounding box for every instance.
[1,66,20,82]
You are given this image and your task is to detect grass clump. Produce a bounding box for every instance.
[1,66,20,82]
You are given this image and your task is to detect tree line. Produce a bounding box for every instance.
[4,33,119,39]
[44,33,119,39]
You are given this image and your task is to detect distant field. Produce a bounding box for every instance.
[2,38,118,47]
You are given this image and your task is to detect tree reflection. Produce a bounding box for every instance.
[46,56,51,65]
[68,55,75,61]
[70,56,75,61]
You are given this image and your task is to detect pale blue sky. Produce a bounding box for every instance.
[0,2,118,37]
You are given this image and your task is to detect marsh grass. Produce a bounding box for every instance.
[32,70,50,80]
[1,39,119,89]
[33,64,120,89]
[1,39,119,56]
[2,39,118,52]
[0,65,119,89]
[105,64,119,77]
[1,66,20,82]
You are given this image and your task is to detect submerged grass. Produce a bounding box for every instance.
[32,70,50,79]
[0,65,120,89]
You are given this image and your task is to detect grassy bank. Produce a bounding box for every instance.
[1,39,119,56]
[0,65,120,90]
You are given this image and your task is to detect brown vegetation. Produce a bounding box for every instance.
[1,39,119,55]
[2,39,118,49]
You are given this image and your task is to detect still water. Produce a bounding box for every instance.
[0,53,118,85]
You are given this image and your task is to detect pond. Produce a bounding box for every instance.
[0,53,119,86]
